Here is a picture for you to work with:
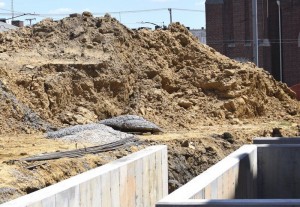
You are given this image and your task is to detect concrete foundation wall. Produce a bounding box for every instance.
[253,137,300,144]
[257,144,300,199]
[156,145,257,207]
[1,145,168,207]
[155,199,300,206]
[157,138,300,207]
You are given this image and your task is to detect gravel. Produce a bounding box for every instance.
[46,123,134,145]
[46,123,102,138]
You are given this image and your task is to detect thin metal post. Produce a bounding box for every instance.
[277,0,283,82]
[168,8,172,24]
[11,0,14,21]
[252,0,259,66]
[26,18,36,26]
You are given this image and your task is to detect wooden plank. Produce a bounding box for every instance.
[110,169,120,207]
[217,176,223,199]
[41,196,55,207]
[54,186,80,207]
[192,190,204,199]
[155,150,163,201]
[161,146,168,197]
[223,168,230,199]
[135,158,143,206]
[204,184,211,199]
[142,153,150,206]
[101,172,111,207]
[211,179,218,199]
[119,165,128,206]
[26,202,43,207]
[79,177,101,207]
[149,152,157,207]
[127,162,136,207]
[55,189,69,207]
[233,164,239,199]
[228,166,234,199]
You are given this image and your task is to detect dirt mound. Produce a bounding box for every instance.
[0,80,50,134]
[0,13,299,134]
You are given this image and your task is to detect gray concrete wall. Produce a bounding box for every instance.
[156,145,257,207]
[1,145,168,207]
[156,199,300,206]
[257,144,300,199]
[157,140,300,207]
[253,137,300,144]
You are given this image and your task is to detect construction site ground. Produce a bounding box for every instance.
[1,120,299,203]
[0,13,299,203]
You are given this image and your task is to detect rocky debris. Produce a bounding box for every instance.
[272,128,283,137]
[99,115,163,133]
[0,13,298,134]
[58,127,134,145]
[222,132,234,143]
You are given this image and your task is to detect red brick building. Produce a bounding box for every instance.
[206,0,300,86]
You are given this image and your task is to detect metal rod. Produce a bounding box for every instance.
[277,0,283,82]
[252,0,259,66]
[11,0,14,21]
[168,8,172,24]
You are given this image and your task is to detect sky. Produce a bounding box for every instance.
[0,0,206,29]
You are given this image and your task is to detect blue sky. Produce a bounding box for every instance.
[0,0,206,29]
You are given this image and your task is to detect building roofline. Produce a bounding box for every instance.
[206,0,224,4]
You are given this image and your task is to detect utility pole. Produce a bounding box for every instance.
[26,18,36,26]
[168,8,172,24]
[11,0,14,21]
[277,0,283,82]
[252,0,259,66]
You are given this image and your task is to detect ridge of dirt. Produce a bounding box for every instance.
[0,13,299,134]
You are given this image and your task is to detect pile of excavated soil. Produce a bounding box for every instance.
[0,12,299,134]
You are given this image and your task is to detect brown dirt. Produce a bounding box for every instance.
[0,12,299,204]
[0,13,299,134]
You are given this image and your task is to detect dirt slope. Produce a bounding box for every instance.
[0,13,299,134]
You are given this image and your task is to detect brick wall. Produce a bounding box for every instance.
[281,0,300,86]
[206,2,225,54]
[206,0,300,86]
